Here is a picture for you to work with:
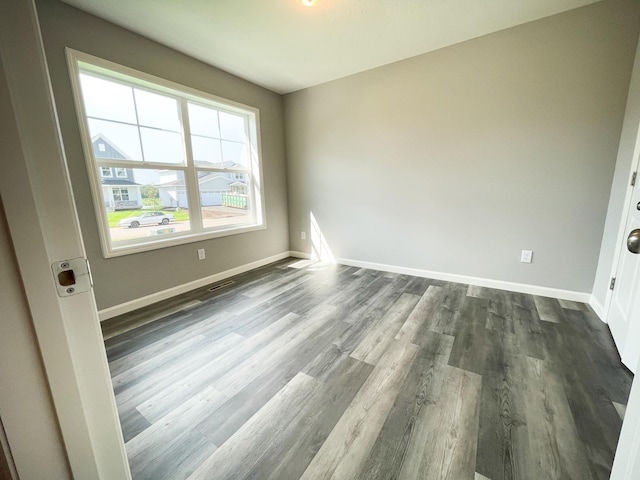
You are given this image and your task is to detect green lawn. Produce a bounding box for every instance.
[107,210,190,228]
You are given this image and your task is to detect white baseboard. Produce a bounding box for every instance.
[589,295,607,322]
[98,252,292,321]
[101,250,595,321]
[289,250,312,259]
[326,256,591,303]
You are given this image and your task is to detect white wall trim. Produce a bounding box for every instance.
[289,250,313,259]
[98,252,291,321]
[289,252,592,303]
[590,295,607,322]
[102,250,596,321]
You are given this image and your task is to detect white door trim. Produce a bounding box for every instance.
[611,356,640,480]
[603,150,640,321]
[0,0,130,478]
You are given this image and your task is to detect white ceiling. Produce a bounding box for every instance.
[58,0,602,94]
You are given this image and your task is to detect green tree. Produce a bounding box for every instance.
[141,184,160,208]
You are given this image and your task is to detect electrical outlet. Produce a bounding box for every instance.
[198,248,206,260]
[520,250,533,263]
[301,231,306,240]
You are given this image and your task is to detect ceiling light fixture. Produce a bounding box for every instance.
[299,0,322,6]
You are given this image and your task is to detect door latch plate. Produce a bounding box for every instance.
[51,257,93,297]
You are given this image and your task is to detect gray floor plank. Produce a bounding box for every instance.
[475,331,528,480]
[395,286,444,343]
[356,332,454,480]
[186,372,318,480]
[533,295,566,323]
[523,357,593,479]
[299,340,419,480]
[397,365,482,480]
[126,386,227,476]
[351,292,420,365]
[102,258,632,480]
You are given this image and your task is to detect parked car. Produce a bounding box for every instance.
[118,211,174,228]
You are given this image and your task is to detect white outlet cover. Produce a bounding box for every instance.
[521,250,533,263]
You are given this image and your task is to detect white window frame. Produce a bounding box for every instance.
[114,168,127,178]
[66,49,266,258]
[101,166,112,178]
[112,188,129,202]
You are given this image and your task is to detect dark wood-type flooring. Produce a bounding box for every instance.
[102,258,633,480]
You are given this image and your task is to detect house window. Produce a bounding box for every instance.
[112,188,129,201]
[67,49,265,257]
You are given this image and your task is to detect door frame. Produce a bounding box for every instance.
[603,148,640,325]
[0,0,130,478]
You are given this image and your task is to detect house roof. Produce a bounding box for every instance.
[159,172,245,188]
[101,179,141,186]
[92,133,131,160]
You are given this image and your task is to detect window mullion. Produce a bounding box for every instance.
[180,99,203,231]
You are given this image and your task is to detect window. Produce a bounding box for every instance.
[67,49,265,257]
[112,188,129,201]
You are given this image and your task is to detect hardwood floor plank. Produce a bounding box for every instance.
[126,386,227,476]
[132,430,216,480]
[509,292,546,360]
[117,332,243,423]
[395,286,444,343]
[475,473,492,480]
[356,332,454,480]
[447,296,488,375]
[107,310,236,377]
[119,407,152,443]
[351,292,420,365]
[299,340,419,480]
[258,355,374,480]
[467,285,484,298]
[341,275,408,325]
[103,258,631,480]
[426,282,469,335]
[102,300,203,340]
[532,296,566,323]
[485,289,515,335]
[523,357,593,479]
[397,365,482,480]
[134,313,301,422]
[558,299,586,311]
[186,372,318,480]
[475,331,528,480]
[613,401,627,420]
[111,334,211,394]
[562,370,623,457]
[214,307,338,397]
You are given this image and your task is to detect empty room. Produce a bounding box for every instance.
[4,0,640,479]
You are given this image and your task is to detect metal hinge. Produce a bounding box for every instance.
[610,277,616,290]
[632,172,637,187]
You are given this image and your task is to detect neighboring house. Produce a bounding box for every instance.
[92,134,143,211]
[158,170,247,208]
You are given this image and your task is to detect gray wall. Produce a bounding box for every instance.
[285,0,640,294]
[36,0,290,310]
[592,37,640,307]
